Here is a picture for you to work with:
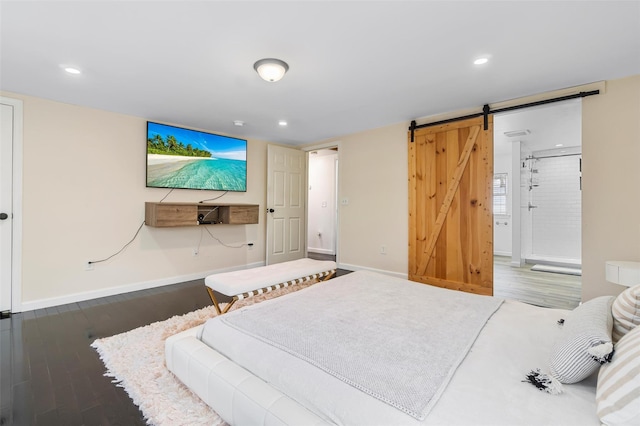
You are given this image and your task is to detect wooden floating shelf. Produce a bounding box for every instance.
[145,202,259,227]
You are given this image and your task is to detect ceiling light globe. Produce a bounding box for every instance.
[254,58,289,82]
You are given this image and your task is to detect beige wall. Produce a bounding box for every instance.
[317,123,409,277]
[5,74,638,309]
[582,75,640,300]
[3,92,267,310]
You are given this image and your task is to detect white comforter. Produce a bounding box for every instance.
[198,271,599,425]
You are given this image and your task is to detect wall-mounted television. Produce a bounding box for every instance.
[146,122,247,192]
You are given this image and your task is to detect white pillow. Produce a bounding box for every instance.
[596,325,640,426]
[612,284,640,343]
[549,296,615,384]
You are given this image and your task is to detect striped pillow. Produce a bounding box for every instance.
[612,284,640,343]
[549,296,615,384]
[596,325,640,426]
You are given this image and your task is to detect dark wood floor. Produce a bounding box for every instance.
[0,262,349,426]
[0,280,213,425]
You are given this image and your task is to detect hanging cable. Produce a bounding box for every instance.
[196,227,205,253]
[158,188,175,202]
[88,188,174,265]
[203,226,250,249]
[198,191,228,203]
[87,221,145,265]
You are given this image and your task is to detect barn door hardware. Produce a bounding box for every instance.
[409,90,599,137]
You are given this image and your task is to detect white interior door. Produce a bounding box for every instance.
[0,102,14,313]
[266,144,306,265]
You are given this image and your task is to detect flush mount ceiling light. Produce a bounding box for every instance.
[233,120,245,127]
[278,120,288,127]
[253,58,289,82]
[473,57,489,65]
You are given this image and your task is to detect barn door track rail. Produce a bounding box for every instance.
[409,89,600,142]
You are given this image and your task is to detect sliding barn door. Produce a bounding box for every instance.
[409,116,494,295]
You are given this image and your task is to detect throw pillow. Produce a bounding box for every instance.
[549,296,614,384]
[596,325,640,426]
[611,284,640,343]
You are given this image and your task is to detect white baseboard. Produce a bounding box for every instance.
[20,261,411,312]
[493,251,512,257]
[308,248,335,255]
[17,262,265,312]
[524,256,582,268]
[338,263,408,280]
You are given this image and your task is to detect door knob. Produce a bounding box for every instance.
[0,213,8,220]
[268,208,275,213]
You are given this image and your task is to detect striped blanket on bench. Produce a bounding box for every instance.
[204,258,337,314]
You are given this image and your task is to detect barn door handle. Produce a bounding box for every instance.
[0,213,8,220]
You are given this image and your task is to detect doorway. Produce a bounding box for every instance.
[306,147,338,262]
[0,96,23,316]
[493,100,582,309]
[265,144,306,265]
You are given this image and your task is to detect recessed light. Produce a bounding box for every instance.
[233,120,244,127]
[278,120,288,127]
[473,57,489,65]
[555,144,564,147]
[64,67,81,75]
[504,129,530,137]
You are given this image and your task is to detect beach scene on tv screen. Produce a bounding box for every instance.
[146,122,247,191]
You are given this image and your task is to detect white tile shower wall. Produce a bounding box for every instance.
[530,155,581,262]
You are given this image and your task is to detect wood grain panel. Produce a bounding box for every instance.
[145,202,197,227]
[145,202,258,227]
[408,116,493,296]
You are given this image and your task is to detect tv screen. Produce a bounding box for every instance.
[146,122,247,192]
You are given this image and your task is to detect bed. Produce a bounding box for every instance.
[166,270,639,426]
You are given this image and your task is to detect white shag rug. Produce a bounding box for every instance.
[91,281,317,426]
[91,305,226,426]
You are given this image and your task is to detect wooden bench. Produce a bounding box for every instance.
[205,258,337,314]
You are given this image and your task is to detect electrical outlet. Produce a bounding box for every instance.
[85,261,94,271]
[193,248,199,256]
[380,245,387,255]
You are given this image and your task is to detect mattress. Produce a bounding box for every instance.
[168,271,600,425]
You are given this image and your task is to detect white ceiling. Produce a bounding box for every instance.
[494,99,582,156]
[1,1,639,146]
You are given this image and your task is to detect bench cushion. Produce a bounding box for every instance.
[205,258,337,296]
